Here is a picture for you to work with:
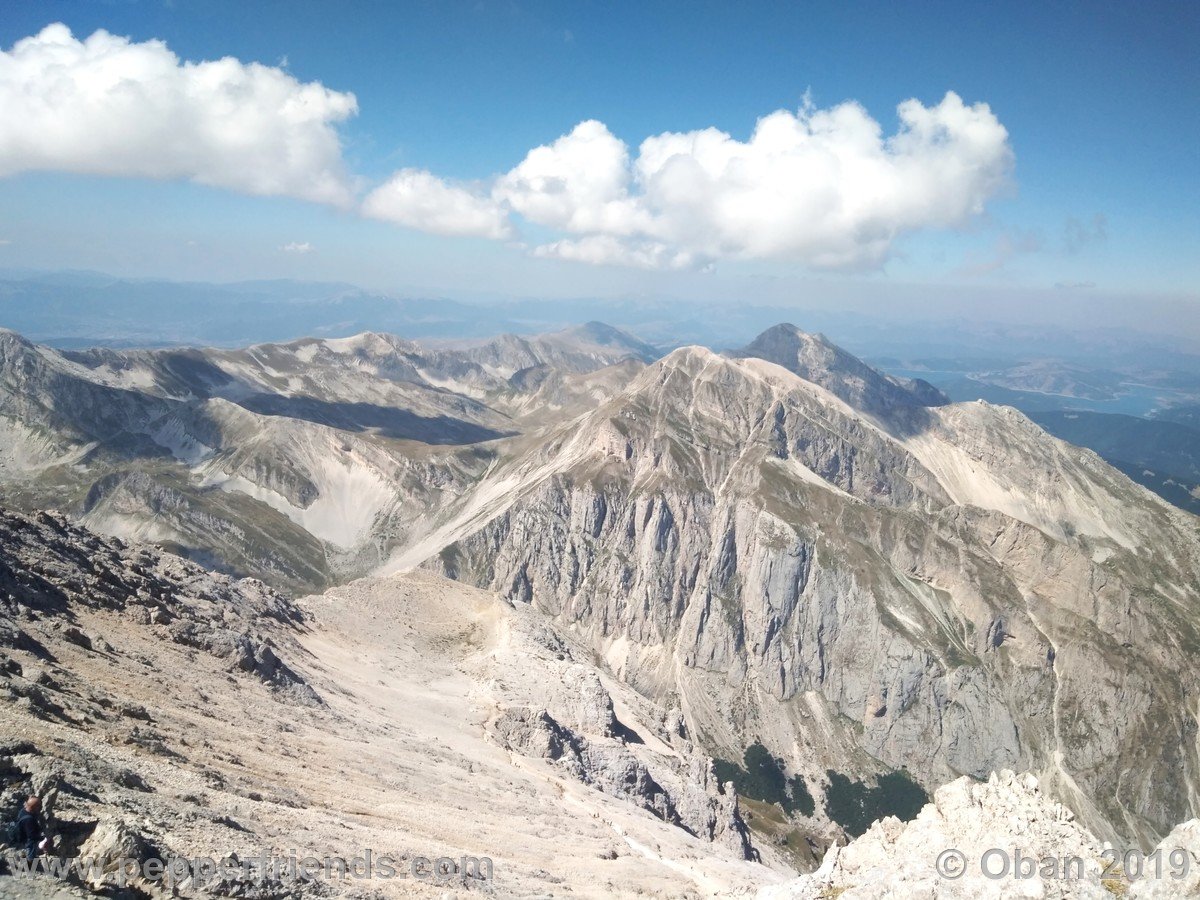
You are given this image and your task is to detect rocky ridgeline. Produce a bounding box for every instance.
[0,505,330,896]
[0,505,316,704]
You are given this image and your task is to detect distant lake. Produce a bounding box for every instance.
[883,368,1191,418]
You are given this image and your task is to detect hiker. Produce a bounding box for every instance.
[15,796,43,863]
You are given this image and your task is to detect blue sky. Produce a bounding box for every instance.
[0,0,1196,321]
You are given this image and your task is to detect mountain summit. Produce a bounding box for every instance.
[737,323,949,421]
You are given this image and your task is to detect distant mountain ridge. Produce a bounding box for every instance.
[0,323,658,590]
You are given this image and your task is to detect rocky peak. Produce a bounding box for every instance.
[0,326,60,376]
[317,330,418,357]
[0,327,37,353]
[736,323,948,420]
[642,343,722,377]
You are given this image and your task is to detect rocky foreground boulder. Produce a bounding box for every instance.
[762,770,1200,899]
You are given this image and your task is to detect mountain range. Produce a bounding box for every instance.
[1,319,1199,895]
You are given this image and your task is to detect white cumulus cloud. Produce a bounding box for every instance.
[0,24,358,206]
[626,93,1012,268]
[493,120,651,236]
[0,23,1013,273]
[370,92,1012,270]
[361,169,514,239]
[281,241,314,254]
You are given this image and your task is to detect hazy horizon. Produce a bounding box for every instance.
[1,3,1196,341]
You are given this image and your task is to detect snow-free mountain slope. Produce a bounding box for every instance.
[389,336,1200,849]
[0,325,653,591]
[0,505,784,897]
[1,322,1198,856]
[736,323,949,425]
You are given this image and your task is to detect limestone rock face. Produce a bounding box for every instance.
[414,335,1200,849]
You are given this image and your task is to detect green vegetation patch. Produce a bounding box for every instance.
[713,742,815,816]
[824,769,929,837]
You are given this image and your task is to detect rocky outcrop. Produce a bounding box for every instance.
[493,701,680,826]
[677,753,755,857]
[762,770,1200,899]
[489,691,754,860]
[1134,821,1200,899]
[562,665,618,736]
[491,706,579,762]
[762,771,1110,898]
[0,505,317,701]
[75,818,153,890]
